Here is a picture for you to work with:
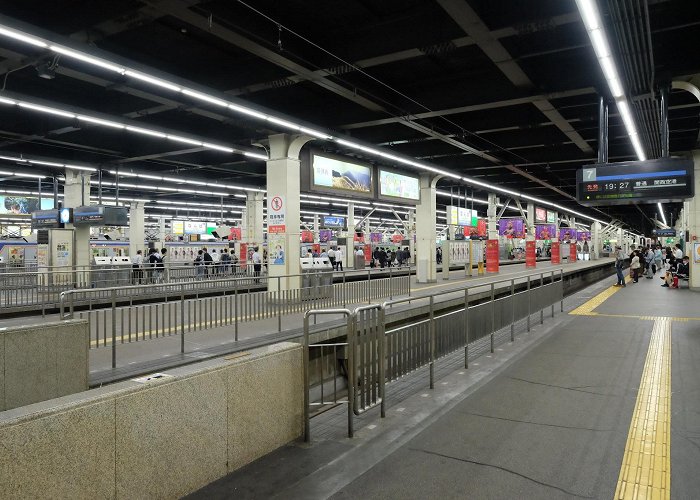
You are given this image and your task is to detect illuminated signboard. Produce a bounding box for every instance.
[73,206,128,226]
[447,206,475,226]
[322,216,345,227]
[31,210,60,229]
[59,208,72,224]
[0,195,53,215]
[312,154,372,195]
[172,220,184,235]
[184,221,207,234]
[577,158,694,206]
[546,210,556,223]
[535,207,547,223]
[379,169,420,201]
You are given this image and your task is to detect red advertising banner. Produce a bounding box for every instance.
[301,230,314,243]
[312,243,321,255]
[526,240,536,268]
[229,227,241,241]
[551,241,561,264]
[486,239,499,273]
[239,243,248,265]
[391,234,403,243]
[569,243,577,262]
[353,232,364,243]
[364,245,372,263]
[477,219,487,238]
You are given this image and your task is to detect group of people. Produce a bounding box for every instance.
[131,248,167,284]
[616,243,689,288]
[193,247,238,277]
[371,247,410,268]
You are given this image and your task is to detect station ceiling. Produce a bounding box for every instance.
[0,0,698,233]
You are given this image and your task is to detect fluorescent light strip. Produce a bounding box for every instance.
[657,202,667,225]
[0,21,623,225]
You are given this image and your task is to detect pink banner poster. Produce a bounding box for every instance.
[498,219,525,238]
[319,229,333,242]
[369,233,383,243]
[559,228,577,242]
[535,224,556,240]
[577,231,591,241]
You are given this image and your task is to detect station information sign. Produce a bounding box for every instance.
[576,158,694,206]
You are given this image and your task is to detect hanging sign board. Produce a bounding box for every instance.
[526,240,536,268]
[486,239,499,273]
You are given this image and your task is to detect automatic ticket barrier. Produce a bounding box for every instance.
[300,256,334,300]
[92,256,132,287]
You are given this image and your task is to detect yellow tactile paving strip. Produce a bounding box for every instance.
[569,276,631,315]
[614,317,672,500]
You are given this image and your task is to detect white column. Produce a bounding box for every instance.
[526,202,535,241]
[266,134,311,291]
[129,201,146,257]
[158,217,166,244]
[487,193,498,239]
[687,151,700,289]
[346,202,354,269]
[408,210,415,266]
[591,221,602,260]
[63,170,91,268]
[416,174,438,283]
[245,191,265,246]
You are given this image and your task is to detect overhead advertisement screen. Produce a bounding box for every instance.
[447,206,475,226]
[184,221,207,235]
[535,207,547,223]
[379,170,420,201]
[312,154,372,195]
[546,210,556,223]
[577,158,694,206]
[172,220,184,235]
[0,196,53,215]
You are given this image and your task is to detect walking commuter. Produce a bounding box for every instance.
[613,246,626,287]
[211,249,220,274]
[252,247,262,283]
[328,247,336,270]
[132,249,144,284]
[160,248,169,282]
[334,246,343,271]
[148,248,163,283]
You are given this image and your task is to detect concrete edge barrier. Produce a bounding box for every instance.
[0,341,303,500]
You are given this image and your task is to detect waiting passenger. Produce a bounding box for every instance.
[629,250,640,283]
[132,249,144,285]
[613,246,626,287]
[194,250,205,279]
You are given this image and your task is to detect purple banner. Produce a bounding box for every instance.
[498,218,525,238]
[369,232,383,243]
[559,228,577,242]
[319,229,333,242]
[577,231,591,241]
[535,224,556,240]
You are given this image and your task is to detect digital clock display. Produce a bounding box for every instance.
[576,158,694,206]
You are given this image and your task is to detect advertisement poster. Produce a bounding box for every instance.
[268,195,286,233]
[498,219,525,238]
[229,227,241,241]
[301,230,314,243]
[569,243,577,262]
[379,170,420,201]
[526,240,536,268]
[364,245,372,263]
[477,219,487,239]
[312,154,372,193]
[535,207,547,223]
[577,231,591,241]
[694,242,700,264]
[486,239,499,273]
[546,210,557,223]
[269,237,285,265]
[369,232,383,243]
[319,229,333,242]
[353,232,364,243]
[551,242,561,264]
[0,195,53,215]
[391,234,403,243]
[239,243,248,265]
[559,228,577,242]
[535,224,556,240]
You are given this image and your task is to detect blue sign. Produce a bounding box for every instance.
[652,228,676,237]
[323,216,345,227]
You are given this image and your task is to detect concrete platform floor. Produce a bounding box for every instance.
[187,267,700,499]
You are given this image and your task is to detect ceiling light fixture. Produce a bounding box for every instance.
[657,202,667,226]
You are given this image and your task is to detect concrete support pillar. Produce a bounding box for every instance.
[487,193,498,239]
[591,222,602,260]
[416,174,439,283]
[408,210,415,266]
[526,203,535,241]
[266,133,313,292]
[552,212,559,243]
[129,201,146,258]
[687,151,700,290]
[158,217,166,244]
[63,170,91,268]
[245,192,265,246]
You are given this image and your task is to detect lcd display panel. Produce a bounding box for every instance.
[535,207,547,223]
[379,169,420,201]
[312,154,372,194]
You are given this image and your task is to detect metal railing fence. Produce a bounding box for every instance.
[303,269,564,440]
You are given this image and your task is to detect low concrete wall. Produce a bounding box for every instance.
[0,342,303,500]
[0,319,88,411]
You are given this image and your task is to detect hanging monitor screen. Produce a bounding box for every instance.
[576,158,694,206]
[312,154,372,195]
[535,207,547,223]
[322,216,345,228]
[378,169,420,201]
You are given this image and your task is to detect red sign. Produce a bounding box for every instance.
[570,243,577,263]
[364,245,372,263]
[477,219,487,238]
[486,239,499,273]
[354,232,364,243]
[312,243,321,255]
[551,242,561,264]
[228,227,241,241]
[239,243,248,265]
[301,230,314,243]
[526,240,536,268]
[391,234,403,243]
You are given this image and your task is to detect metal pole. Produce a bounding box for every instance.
[490,283,495,353]
[540,273,544,325]
[53,176,58,209]
[115,165,120,206]
[527,276,531,332]
[367,269,371,304]
[660,85,670,158]
[464,288,469,369]
[429,296,435,389]
[234,284,238,341]
[510,279,515,342]
[347,314,355,438]
[180,284,185,354]
[379,307,386,419]
[98,169,102,205]
[560,269,564,312]
[278,276,282,332]
[597,95,609,164]
[111,289,117,369]
[303,313,310,442]
[551,271,555,318]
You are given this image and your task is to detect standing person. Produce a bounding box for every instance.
[653,246,663,275]
[202,247,213,277]
[251,246,262,282]
[404,247,411,265]
[355,246,365,269]
[613,246,626,287]
[194,250,205,279]
[630,250,641,283]
[673,244,683,260]
[132,249,143,284]
[149,248,163,283]
[334,246,343,271]
[645,247,655,278]
[160,248,169,282]
[379,247,387,268]
[220,248,231,274]
[211,249,220,274]
[328,247,336,270]
[397,247,404,267]
[390,248,396,267]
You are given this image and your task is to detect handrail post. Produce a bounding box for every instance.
[551,271,555,318]
[367,269,371,304]
[278,276,282,332]
[464,288,469,369]
[379,306,386,419]
[560,269,564,312]
[303,312,311,442]
[111,289,117,369]
[389,266,393,300]
[429,296,435,389]
[510,279,515,342]
[180,284,185,354]
[540,273,544,325]
[527,275,531,332]
[490,283,495,353]
[234,283,239,341]
[347,313,355,438]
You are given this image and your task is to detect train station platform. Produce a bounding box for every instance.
[188,267,700,499]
